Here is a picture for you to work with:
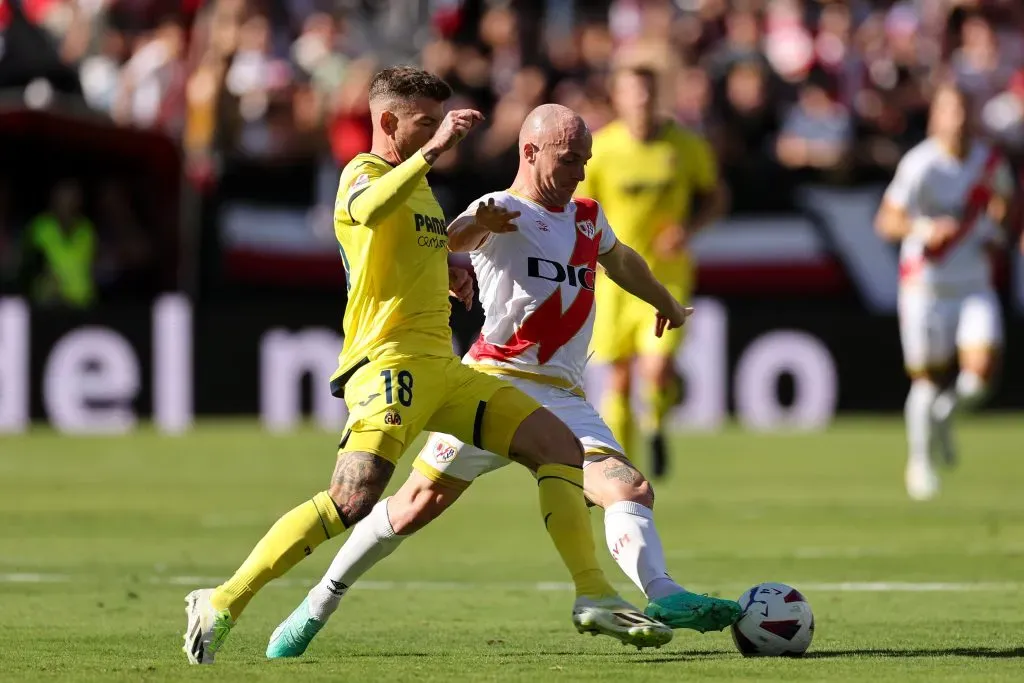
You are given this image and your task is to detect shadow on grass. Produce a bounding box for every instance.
[802,647,1024,659]
[298,646,1024,662]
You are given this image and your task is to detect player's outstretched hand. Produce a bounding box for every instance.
[654,302,694,338]
[475,198,520,234]
[423,109,484,162]
[448,266,475,310]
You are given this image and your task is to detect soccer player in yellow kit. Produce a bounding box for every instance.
[182,67,668,664]
[577,65,727,477]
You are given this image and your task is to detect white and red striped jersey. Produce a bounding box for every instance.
[884,138,1016,292]
[454,191,618,388]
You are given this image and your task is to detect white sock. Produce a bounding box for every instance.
[604,500,684,601]
[933,371,988,421]
[307,497,405,621]
[905,379,938,467]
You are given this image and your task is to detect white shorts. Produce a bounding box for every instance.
[413,375,624,488]
[898,287,1004,371]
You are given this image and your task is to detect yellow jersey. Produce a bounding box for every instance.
[331,151,453,389]
[576,120,717,269]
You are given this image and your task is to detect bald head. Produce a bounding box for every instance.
[519,103,590,150]
[512,104,592,208]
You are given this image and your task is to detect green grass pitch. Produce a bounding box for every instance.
[2,416,1023,682]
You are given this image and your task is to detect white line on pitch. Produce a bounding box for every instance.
[0,573,1019,593]
[665,545,1024,560]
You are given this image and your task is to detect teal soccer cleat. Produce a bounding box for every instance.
[266,597,326,659]
[644,591,742,633]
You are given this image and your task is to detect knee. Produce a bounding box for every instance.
[327,485,377,527]
[646,357,675,388]
[608,362,632,394]
[512,410,585,469]
[327,451,395,527]
[541,433,585,468]
[587,460,654,509]
[961,352,1000,385]
[614,475,654,509]
[387,485,455,535]
[908,370,940,388]
[631,478,655,508]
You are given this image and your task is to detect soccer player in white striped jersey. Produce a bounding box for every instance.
[875,82,1017,501]
[265,104,741,658]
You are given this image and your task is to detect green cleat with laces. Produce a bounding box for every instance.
[644,591,742,633]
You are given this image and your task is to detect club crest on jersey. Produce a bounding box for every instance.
[383,408,402,426]
[433,439,458,463]
[575,219,596,239]
[351,173,370,191]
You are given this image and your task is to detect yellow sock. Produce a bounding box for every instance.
[211,491,344,620]
[645,381,679,434]
[601,391,634,452]
[536,463,616,599]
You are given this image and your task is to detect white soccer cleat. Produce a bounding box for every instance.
[183,588,235,665]
[572,595,673,650]
[905,460,939,501]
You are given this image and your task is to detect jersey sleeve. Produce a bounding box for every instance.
[335,157,384,226]
[334,152,431,228]
[883,153,923,211]
[596,203,618,255]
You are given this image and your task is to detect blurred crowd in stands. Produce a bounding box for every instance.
[2,0,1024,303]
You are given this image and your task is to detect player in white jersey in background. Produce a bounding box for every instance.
[265,104,742,658]
[875,82,1018,501]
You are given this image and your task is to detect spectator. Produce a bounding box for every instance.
[2,0,1018,226]
[79,27,128,114]
[705,8,765,86]
[17,180,97,309]
[762,0,815,85]
[93,180,154,297]
[776,76,853,176]
[982,68,1024,157]
[950,10,1016,119]
[112,17,187,133]
[713,60,778,166]
[710,59,788,212]
[674,63,711,132]
[224,14,294,157]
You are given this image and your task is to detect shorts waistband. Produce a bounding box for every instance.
[467,364,585,398]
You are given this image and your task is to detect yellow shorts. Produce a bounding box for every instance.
[335,354,541,464]
[590,258,693,363]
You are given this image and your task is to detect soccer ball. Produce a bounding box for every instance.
[731,582,814,657]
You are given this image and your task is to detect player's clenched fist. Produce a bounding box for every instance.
[922,216,959,255]
[475,198,520,234]
[654,302,694,338]
[423,109,484,163]
[448,266,475,310]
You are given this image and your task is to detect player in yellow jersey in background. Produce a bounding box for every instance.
[182,67,669,665]
[577,65,727,478]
